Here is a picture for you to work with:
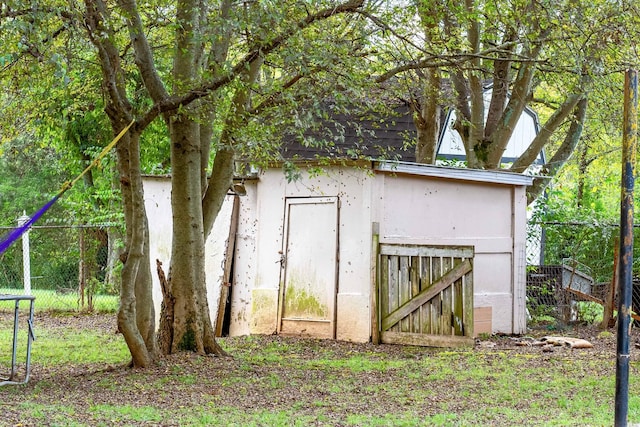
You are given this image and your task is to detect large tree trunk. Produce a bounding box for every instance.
[413,4,442,165]
[115,128,157,367]
[167,115,224,355]
[412,72,441,164]
[155,0,224,356]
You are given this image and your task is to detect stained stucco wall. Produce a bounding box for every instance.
[374,170,528,334]
[144,163,530,343]
[234,166,374,342]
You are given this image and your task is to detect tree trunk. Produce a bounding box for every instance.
[167,115,224,355]
[85,0,158,366]
[115,129,157,367]
[413,102,440,164]
[576,142,588,207]
[465,0,486,168]
[105,227,122,291]
[414,5,442,165]
[156,259,174,354]
[413,71,441,164]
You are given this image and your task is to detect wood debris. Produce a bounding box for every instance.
[540,336,593,348]
[474,339,496,348]
[514,336,593,349]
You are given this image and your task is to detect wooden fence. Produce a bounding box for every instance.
[375,244,474,347]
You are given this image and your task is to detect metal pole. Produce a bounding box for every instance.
[10,299,19,380]
[24,297,35,384]
[615,69,637,427]
[18,211,31,295]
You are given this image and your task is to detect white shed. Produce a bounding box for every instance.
[144,159,532,347]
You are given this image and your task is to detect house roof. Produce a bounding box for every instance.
[280,102,543,168]
[280,106,417,162]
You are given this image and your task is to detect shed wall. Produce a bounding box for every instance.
[237,166,374,342]
[143,162,529,344]
[374,171,528,334]
[143,177,236,330]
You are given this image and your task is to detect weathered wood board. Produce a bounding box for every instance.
[377,244,474,348]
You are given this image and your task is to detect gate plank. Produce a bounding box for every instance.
[389,256,400,332]
[410,256,420,333]
[400,256,410,332]
[453,273,464,336]
[380,255,390,318]
[381,259,472,331]
[371,223,380,345]
[441,257,453,335]
[432,295,441,335]
[463,268,474,337]
[432,257,442,335]
[421,256,432,334]
[380,245,474,258]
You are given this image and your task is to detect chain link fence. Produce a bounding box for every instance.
[526,221,640,325]
[4,218,637,322]
[0,224,121,312]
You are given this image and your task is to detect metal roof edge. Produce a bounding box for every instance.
[373,161,534,186]
[141,174,172,180]
[141,173,260,181]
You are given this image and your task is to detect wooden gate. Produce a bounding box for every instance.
[376,244,474,347]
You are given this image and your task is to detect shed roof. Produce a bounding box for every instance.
[374,160,534,187]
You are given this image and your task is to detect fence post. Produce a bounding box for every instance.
[616,68,637,427]
[18,212,31,295]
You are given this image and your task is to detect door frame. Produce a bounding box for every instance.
[277,196,340,338]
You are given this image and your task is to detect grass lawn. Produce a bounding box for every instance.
[0,312,638,426]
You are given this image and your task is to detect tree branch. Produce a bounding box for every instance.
[485,26,552,167]
[357,10,424,54]
[374,42,533,84]
[526,96,588,204]
[117,0,169,105]
[485,28,517,138]
[510,93,584,173]
[137,0,365,129]
[83,0,133,123]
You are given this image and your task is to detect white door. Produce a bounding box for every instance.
[279,197,339,338]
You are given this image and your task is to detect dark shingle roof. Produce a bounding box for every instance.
[280,106,417,162]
